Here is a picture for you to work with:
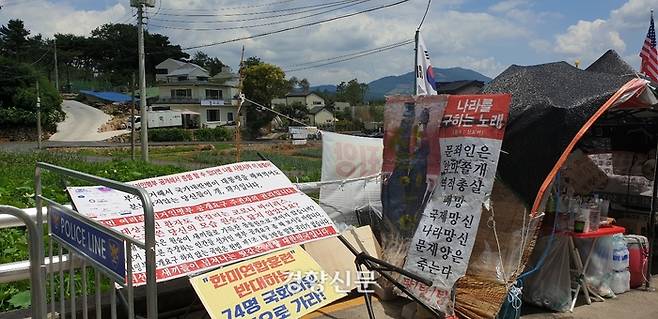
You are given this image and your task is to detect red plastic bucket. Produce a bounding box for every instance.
[625,235,649,288]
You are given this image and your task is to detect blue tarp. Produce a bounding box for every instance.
[79,90,135,103]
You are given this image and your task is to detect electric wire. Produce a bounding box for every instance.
[157,0,299,13]
[284,40,413,72]
[150,0,369,24]
[417,0,432,30]
[181,0,411,50]
[154,0,358,17]
[283,39,413,68]
[150,0,371,31]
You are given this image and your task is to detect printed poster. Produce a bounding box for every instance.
[381,95,446,236]
[68,161,338,285]
[402,94,511,310]
[190,246,344,319]
[319,131,383,223]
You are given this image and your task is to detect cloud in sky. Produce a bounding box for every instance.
[1,0,655,85]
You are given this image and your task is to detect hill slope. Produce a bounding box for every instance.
[310,67,492,100]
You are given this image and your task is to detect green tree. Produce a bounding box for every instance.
[0,19,31,61]
[87,23,188,84]
[0,56,63,132]
[189,51,226,77]
[242,60,292,136]
[274,101,308,125]
[336,78,368,105]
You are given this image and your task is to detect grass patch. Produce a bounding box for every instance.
[0,151,187,311]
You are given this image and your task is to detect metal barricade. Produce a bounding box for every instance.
[35,162,158,319]
[0,205,46,318]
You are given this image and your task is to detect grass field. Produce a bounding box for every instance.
[0,142,324,311]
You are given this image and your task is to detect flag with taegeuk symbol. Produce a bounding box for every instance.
[416,32,438,96]
[640,10,658,82]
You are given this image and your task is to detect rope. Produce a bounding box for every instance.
[242,96,310,127]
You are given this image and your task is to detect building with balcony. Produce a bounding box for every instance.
[152,59,244,128]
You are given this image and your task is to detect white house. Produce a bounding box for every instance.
[152,59,244,128]
[307,106,335,126]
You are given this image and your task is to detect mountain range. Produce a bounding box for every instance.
[311,67,492,100]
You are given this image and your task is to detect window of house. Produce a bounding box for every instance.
[205,89,222,99]
[197,76,209,82]
[313,101,323,105]
[171,89,192,98]
[156,68,168,74]
[207,109,220,122]
[227,112,234,122]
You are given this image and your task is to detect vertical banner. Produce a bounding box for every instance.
[381,95,446,236]
[402,94,511,310]
[319,132,383,224]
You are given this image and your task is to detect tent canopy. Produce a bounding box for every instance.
[480,50,653,207]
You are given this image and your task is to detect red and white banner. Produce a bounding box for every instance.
[402,94,511,310]
[68,161,338,285]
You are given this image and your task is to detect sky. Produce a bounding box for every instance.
[1,0,657,86]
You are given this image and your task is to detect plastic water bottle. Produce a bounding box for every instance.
[611,234,629,271]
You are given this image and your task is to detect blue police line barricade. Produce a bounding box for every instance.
[48,204,127,283]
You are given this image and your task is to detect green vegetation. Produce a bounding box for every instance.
[148,128,194,142]
[0,151,187,311]
[193,127,234,142]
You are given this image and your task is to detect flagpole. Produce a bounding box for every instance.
[414,29,419,96]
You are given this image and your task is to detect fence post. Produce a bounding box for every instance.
[0,205,46,319]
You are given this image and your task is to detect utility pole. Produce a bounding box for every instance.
[131,73,136,160]
[136,2,149,162]
[36,81,42,150]
[236,45,245,162]
[53,38,60,93]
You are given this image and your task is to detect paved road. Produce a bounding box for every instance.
[49,100,128,142]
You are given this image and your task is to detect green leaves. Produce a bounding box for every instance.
[7,291,30,309]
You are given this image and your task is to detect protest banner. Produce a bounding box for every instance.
[68,161,338,285]
[402,94,511,310]
[190,246,345,319]
[381,95,446,236]
[319,131,383,223]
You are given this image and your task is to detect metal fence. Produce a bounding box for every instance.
[33,162,159,319]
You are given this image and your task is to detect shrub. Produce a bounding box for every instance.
[148,128,193,142]
[194,127,234,141]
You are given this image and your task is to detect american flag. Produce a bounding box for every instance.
[640,10,658,81]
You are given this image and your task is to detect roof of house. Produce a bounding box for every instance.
[436,80,485,94]
[79,90,134,103]
[286,91,320,98]
[309,106,328,114]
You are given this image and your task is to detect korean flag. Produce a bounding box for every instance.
[415,33,438,96]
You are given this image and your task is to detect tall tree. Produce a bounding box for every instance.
[189,51,226,76]
[336,78,368,105]
[242,59,292,136]
[0,19,31,61]
[88,23,188,84]
[0,56,63,131]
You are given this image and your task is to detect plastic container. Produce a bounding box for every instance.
[588,202,600,232]
[611,234,629,271]
[625,235,649,288]
[574,205,590,233]
[610,270,630,294]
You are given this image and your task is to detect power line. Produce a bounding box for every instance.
[283,40,413,72]
[417,0,432,30]
[283,39,413,68]
[155,0,358,17]
[182,0,411,50]
[157,0,299,13]
[150,0,371,31]
[150,0,368,24]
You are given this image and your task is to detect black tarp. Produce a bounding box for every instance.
[480,51,636,206]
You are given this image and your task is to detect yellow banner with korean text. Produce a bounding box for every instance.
[190,246,345,319]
